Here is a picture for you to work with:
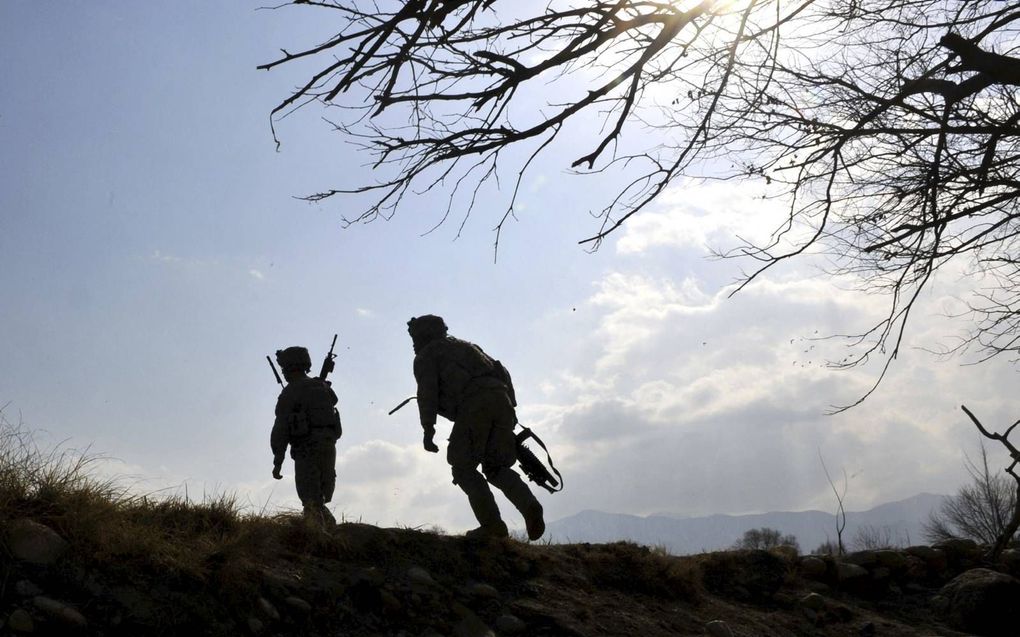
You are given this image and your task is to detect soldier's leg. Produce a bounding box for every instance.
[484,465,544,540]
[292,443,324,514]
[449,413,506,536]
[316,442,337,526]
[451,465,506,536]
[318,442,337,504]
[481,398,545,540]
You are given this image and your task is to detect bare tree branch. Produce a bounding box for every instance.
[262,1,1020,403]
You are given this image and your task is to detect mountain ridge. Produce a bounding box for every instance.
[545,493,947,554]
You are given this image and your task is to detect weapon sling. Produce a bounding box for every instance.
[515,426,564,494]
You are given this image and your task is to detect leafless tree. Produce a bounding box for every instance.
[852,524,908,551]
[733,527,800,553]
[925,408,1020,559]
[819,450,849,555]
[811,539,839,556]
[262,1,1020,402]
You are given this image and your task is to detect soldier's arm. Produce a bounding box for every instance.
[413,353,439,430]
[270,390,293,467]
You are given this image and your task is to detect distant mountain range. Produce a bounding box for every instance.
[543,493,947,555]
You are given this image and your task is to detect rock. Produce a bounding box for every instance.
[465,582,500,600]
[701,550,786,601]
[800,592,827,611]
[836,562,869,582]
[937,568,1020,636]
[407,566,436,588]
[453,611,495,637]
[6,520,69,565]
[935,537,980,554]
[32,597,86,629]
[14,580,43,597]
[108,585,159,624]
[934,538,982,571]
[6,609,35,633]
[904,555,929,580]
[906,545,947,573]
[804,580,831,593]
[247,616,264,635]
[874,550,907,571]
[846,550,879,567]
[348,579,384,613]
[284,596,312,614]
[799,556,828,580]
[381,590,403,614]
[260,568,302,598]
[257,597,280,622]
[831,603,855,622]
[494,614,526,634]
[355,566,386,587]
[998,548,1020,575]
[705,619,734,637]
[335,522,396,554]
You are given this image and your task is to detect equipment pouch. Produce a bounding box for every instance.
[493,360,517,406]
[289,412,310,437]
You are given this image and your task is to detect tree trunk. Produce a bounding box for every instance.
[989,481,1020,561]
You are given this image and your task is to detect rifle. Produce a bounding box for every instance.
[388,395,417,415]
[267,356,284,387]
[319,333,339,381]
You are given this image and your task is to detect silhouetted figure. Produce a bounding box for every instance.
[408,315,545,540]
[271,346,342,527]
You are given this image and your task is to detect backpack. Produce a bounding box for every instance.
[288,377,342,439]
[492,359,517,407]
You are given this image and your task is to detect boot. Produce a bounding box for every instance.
[522,500,545,541]
[465,520,509,539]
[302,503,333,529]
[487,467,545,540]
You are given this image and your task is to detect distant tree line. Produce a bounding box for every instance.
[733,527,800,553]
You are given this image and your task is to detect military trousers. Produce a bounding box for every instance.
[291,435,337,508]
[448,389,540,529]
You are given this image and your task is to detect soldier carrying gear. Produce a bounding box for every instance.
[270,345,343,527]
[408,315,545,541]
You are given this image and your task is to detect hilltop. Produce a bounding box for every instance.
[2,421,1018,636]
[5,509,1020,636]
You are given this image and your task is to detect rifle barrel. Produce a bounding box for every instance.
[267,356,284,386]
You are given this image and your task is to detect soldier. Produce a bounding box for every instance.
[408,315,545,540]
[271,346,343,526]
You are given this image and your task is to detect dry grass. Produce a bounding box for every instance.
[563,541,703,600]
[0,411,298,589]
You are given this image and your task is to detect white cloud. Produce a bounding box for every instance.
[615,180,800,255]
[525,253,1017,523]
[248,269,264,280]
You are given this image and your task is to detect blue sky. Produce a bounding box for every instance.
[2,2,1016,534]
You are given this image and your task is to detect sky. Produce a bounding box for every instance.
[1,2,1017,535]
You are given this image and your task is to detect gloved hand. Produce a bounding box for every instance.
[272,464,283,480]
[423,426,439,453]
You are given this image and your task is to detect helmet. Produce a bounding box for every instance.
[275,346,312,373]
[407,315,448,342]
